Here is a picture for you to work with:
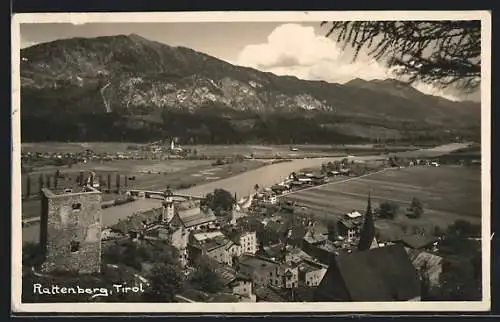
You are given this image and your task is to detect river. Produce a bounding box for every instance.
[20,142,471,244]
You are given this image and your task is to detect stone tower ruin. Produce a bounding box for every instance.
[39,186,102,274]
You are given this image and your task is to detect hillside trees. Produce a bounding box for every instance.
[204,188,235,215]
[188,256,225,293]
[407,197,424,218]
[377,201,400,219]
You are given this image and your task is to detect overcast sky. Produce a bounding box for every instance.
[20,22,480,102]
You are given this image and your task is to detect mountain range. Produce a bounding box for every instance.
[19,33,481,144]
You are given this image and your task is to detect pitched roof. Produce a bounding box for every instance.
[177,205,216,228]
[405,248,443,287]
[238,254,279,273]
[316,244,421,302]
[203,235,231,252]
[401,234,438,249]
[263,243,285,259]
[214,265,252,286]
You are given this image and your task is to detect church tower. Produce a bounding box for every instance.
[162,188,175,223]
[358,191,376,251]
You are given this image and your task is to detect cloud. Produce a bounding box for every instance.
[236,23,472,102]
[237,23,391,84]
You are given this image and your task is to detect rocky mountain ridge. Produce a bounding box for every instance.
[20,34,480,144]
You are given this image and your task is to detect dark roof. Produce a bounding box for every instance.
[401,234,438,249]
[263,243,285,259]
[238,254,279,273]
[316,244,421,302]
[214,265,252,286]
[338,219,359,229]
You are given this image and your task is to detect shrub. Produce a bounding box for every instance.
[377,201,400,219]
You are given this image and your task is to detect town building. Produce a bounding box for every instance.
[188,232,233,265]
[239,231,258,255]
[297,259,328,287]
[270,184,289,195]
[238,254,279,287]
[310,173,329,185]
[238,254,299,289]
[405,248,444,289]
[215,265,256,302]
[157,199,218,266]
[169,200,217,232]
[39,187,102,274]
[337,210,364,242]
[158,224,190,267]
[315,244,421,302]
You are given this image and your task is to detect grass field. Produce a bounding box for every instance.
[283,165,482,232]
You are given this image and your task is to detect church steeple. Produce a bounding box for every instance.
[366,190,372,216]
[358,190,375,251]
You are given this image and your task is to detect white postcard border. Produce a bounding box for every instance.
[11,10,492,313]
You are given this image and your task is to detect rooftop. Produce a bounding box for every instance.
[239,255,279,272]
[405,247,443,286]
[177,204,216,228]
[346,211,363,219]
[316,244,421,302]
[193,231,224,242]
[401,234,438,250]
[214,265,252,286]
[297,259,328,273]
[199,235,231,252]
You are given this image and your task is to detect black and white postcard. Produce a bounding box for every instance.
[11,11,491,313]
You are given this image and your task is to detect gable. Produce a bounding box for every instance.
[317,245,421,302]
[315,259,350,301]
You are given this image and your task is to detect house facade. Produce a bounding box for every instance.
[337,211,364,242]
[297,260,328,287]
[238,255,280,288]
[240,231,257,255]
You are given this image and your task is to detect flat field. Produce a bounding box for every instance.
[21,142,418,159]
[283,165,482,231]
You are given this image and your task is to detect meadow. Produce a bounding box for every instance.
[283,165,482,233]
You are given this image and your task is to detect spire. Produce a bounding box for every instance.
[358,190,375,251]
[366,189,372,216]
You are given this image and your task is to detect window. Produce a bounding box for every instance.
[70,240,80,252]
[72,203,82,211]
